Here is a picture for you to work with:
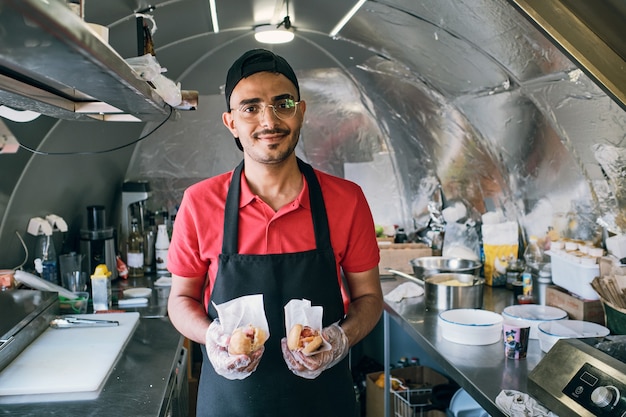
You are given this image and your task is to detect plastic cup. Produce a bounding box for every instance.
[503,321,530,359]
[59,253,86,292]
[62,271,87,292]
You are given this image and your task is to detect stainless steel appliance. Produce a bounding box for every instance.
[0,290,58,372]
[528,337,626,416]
[80,205,117,280]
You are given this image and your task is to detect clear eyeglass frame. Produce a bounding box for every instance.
[231,98,301,122]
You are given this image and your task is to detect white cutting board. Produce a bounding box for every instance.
[0,312,140,403]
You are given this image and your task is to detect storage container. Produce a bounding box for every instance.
[438,309,503,345]
[603,301,626,335]
[501,304,568,339]
[537,320,609,353]
[366,366,448,417]
[548,250,600,300]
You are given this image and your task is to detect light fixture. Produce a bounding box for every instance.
[254,0,294,44]
[208,0,219,33]
[329,0,367,37]
[254,24,294,44]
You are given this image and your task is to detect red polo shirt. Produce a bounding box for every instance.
[167,167,380,313]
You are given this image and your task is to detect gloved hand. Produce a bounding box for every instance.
[205,319,264,380]
[281,321,349,379]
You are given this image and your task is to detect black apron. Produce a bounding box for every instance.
[196,158,356,417]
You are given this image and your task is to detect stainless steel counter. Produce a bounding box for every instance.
[381,276,546,417]
[0,276,185,417]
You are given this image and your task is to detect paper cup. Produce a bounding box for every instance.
[503,321,530,359]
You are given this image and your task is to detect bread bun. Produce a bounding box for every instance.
[228,325,267,355]
[287,324,324,354]
[287,324,303,350]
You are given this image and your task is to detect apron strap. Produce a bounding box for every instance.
[221,158,332,254]
[296,158,332,252]
[222,160,244,254]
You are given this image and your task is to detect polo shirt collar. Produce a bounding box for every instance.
[239,172,311,210]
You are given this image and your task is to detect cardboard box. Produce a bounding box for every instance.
[546,285,605,325]
[379,243,432,276]
[366,366,448,417]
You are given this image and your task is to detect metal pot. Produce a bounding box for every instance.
[388,269,484,311]
[410,256,482,279]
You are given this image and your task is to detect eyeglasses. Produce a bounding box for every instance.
[231,98,300,122]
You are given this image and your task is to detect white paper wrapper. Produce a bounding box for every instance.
[284,299,331,355]
[212,294,270,340]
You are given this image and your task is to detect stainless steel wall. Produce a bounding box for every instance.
[1,0,625,271]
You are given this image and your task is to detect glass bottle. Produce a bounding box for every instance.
[523,235,544,271]
[127,218,144,277]
[155,224,170,271]
[143,213,156,273]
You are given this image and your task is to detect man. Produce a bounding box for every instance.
[167,48,382,416]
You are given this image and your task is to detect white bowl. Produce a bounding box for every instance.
[438,309,503,345]
[538,320,610,353]
[501,305,568,339]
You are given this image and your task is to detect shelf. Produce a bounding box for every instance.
[0,0,172,122]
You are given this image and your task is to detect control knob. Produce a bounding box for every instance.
[590,385,620,409]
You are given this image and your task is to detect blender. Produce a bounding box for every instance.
[80,205,117,280]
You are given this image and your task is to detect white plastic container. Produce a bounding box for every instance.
[438,309,503,345]
[537,320,609,353]
[501,304,568,339]
[606,234,626,259]
[548,250,600,300]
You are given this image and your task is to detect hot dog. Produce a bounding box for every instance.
[228,324,267,355]
[287,324,324,354]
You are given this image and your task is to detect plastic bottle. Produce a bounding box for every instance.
[155,223,170,271]
[523,235,544,270]
[34,234,58,285]
[91,264,112,311]
[127,218,144,277]
[518,265,535,304]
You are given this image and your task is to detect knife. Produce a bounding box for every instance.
[50,316,120,329]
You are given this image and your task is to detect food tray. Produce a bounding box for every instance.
[393,387,433,417]
[548,250,600,300]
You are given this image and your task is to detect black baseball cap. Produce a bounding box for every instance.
[225,49,300,111]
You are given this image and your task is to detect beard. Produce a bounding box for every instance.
[247,126,300,164]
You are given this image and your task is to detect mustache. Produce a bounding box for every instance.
[253,128,290,138]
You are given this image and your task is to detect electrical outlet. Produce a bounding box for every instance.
[0,121,19,154]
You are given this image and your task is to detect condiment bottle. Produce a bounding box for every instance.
[91,264,112,311]
[155,224,170,272]
[518,264,535,304]
[127,218,144,277]
[505,258,525,290]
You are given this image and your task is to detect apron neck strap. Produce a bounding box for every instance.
[221,158,332,254]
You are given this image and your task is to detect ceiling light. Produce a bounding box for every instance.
[329,0,367,37]
[208,0,219,33]
[254,24,294,44]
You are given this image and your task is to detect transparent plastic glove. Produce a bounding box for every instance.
[281,321,349,379]
[205,319,264,380]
